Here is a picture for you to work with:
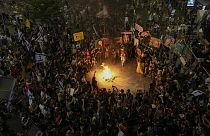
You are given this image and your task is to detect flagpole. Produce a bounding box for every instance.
[103,17,105,35]
[1,14,5,33]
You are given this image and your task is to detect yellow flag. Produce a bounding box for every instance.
[73,32,84,41]
[26,19,30,28]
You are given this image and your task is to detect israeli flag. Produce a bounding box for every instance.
[25,40,30,51]
[27,89,33,106]
[18,31,23,42]
[168,0,172,12]
[35,52,47,63]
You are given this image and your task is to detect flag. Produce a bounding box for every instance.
[135,23,143,33]
[73,32,84,41]
[168,0,172,12]
[35,26,44,42]
[70,88,75,96]
[27,89,33,106]
[35,52,47,63]
[187,0,195,7]
[58,80,64,90]
[18,31,23,42]
[180,56,186,65]
[195,10,206,23]
[25,40,30,51]
[171,9,176,16]
[125,17,129,23]
[35,34,43,42]
[25,19,30,28]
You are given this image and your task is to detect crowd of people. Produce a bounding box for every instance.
[0,0,210,136]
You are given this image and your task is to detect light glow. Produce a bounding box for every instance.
[101,63,112,79]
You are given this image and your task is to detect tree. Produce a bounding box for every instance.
[16,0,63,22]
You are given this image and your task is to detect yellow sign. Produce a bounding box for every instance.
[73,32,84,41]
[25,19,30,28]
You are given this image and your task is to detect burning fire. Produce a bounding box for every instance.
[101,63,112,79]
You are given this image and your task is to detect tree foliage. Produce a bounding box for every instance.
[16,0,63,22]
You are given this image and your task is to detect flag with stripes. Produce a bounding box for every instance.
[27,89,33,106]
[18,31,23,42]
[35,52,47,63]
[25,40,30,51]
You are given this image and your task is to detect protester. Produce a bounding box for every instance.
[0,0,209,135]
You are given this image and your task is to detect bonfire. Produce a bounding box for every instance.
[101,63,112,79]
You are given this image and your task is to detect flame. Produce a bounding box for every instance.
[101,63,112,79]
